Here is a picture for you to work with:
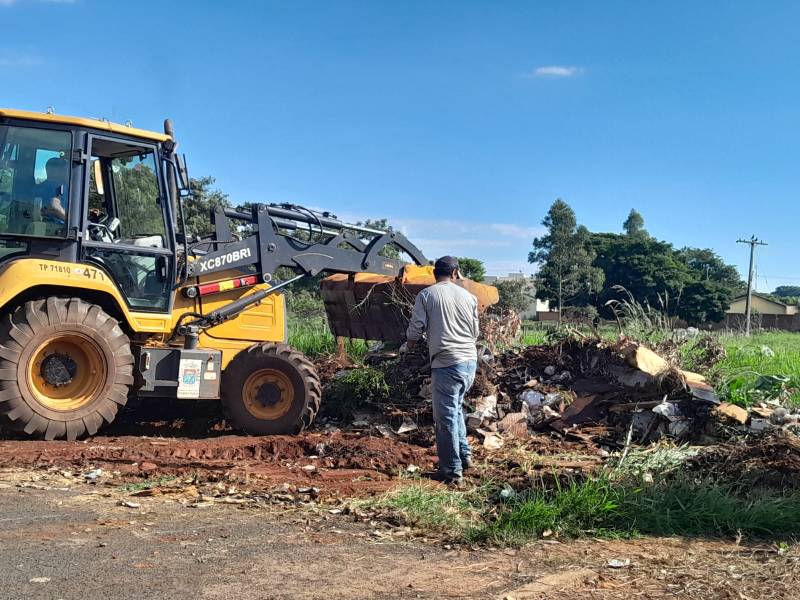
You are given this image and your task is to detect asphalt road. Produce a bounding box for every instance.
[0,475,510,600]
[2,470,797,600]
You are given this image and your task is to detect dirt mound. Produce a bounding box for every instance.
[0,432,434,498]
[686,431,800,488]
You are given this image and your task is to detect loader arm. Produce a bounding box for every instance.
[176,202,429,341]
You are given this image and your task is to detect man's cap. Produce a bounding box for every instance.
[434,256,459,273]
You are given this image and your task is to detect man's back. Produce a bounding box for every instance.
[408,282,479,368]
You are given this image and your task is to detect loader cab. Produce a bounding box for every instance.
[0,110,178,312]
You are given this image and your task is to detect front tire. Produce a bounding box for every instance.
[0,298,134,440]
[221,343,321,435]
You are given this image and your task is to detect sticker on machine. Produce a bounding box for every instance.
[177,359,203,399]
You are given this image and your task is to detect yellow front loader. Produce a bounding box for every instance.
[0,109,497,440]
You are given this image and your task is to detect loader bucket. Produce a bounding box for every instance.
[320,265,499,342]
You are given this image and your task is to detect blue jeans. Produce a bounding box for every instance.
[431,360,476,478]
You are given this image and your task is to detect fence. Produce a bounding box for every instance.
[711,313,800,333]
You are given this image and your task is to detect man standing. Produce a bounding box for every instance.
[406,256,480,486]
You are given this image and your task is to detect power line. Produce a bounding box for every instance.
[737,235,768,336]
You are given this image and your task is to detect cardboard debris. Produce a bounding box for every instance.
[714,402,749,425]
[496,412,529,440]
[623,343,670,376]
[396,417,419,435]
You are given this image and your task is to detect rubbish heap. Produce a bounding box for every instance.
[319,335,800,452]
[460,338,720,449]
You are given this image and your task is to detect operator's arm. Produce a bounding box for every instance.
[42,195,66,221]
[405,292,427,349]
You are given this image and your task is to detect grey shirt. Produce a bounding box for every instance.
[406,281,480,368]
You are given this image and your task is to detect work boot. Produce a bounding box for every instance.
[429,471,465,488]
[461,455,473,472]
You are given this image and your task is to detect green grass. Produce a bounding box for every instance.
[476,478,800,543]
[288,317,368,361]
[323,367,390,418]
[369,475,800,545]
[711,331,800,406]
[375,483,488,534]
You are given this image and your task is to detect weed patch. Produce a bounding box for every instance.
[322,367,390,418]
[119,475,178,493]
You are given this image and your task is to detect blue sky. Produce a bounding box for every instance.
[3,1,798,290]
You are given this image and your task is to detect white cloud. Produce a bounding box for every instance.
[526,65,582,78]
[315,212,541,276]
[391,218,544,240]
[0,52,42,68]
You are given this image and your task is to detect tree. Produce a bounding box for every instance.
[677,247,744,291]
[623,209,647,238]
[774,286,800,298]
[591,233,692,316]
[494,279,532,313]
[352,218,400,259]
[529,199,604,320]
[456,257,486,282]
[678,280,733,324]
[589,235,743,324]
[183,176,231,236]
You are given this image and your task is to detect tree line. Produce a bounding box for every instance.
[529,199,745,325]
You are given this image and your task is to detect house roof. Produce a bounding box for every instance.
[731,292,790,307]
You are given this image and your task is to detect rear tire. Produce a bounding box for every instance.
[221,343,321,435]
[0,298,134,440]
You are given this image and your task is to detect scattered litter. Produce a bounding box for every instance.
[520,390,545,410]
[29,577,51,584]
[83,468,103,482]
[376,424,397,439]
[117,501,141,509]
[466,395,497,431]
[396,417,418,435]
[480,431,504,450]
[607,558,631,569]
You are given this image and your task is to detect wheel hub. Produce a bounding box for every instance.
[242,368,295,421]
[27,333,108,412]
[40,353,78,387]
[254,382,282,407]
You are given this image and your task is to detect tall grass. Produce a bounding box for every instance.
[288,317,368,361]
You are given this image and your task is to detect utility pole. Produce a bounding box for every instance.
[736,235,767,336]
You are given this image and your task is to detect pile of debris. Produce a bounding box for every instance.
[318,334,800,454]
[457,338,723,449]
[685,431,800,488]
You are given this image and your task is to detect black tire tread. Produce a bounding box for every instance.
[0,298,133,440]
[221,342,321,435]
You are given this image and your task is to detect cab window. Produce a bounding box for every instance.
[0,125,72,237]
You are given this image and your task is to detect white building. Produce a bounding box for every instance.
[483,272,552,319]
